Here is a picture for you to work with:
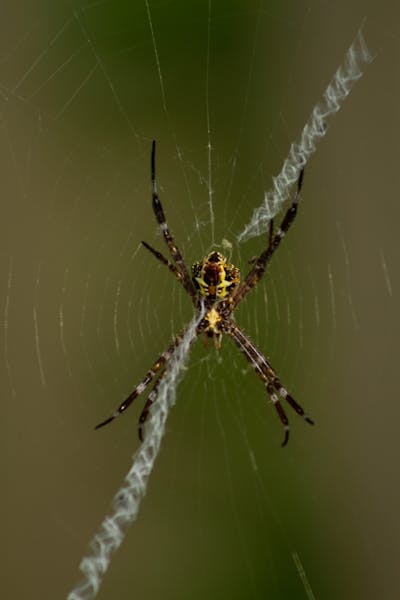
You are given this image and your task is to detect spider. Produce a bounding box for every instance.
[95,141,314,446]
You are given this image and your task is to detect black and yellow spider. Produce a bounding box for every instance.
[96,141,313,446]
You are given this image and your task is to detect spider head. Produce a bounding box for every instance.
[192,251,240,301]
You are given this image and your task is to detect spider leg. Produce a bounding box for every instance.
[151,141,197,302]
[230,322,314,424]
[228,324,290,446]
[227,322,313,446]
[231,169,304,311]
[138,314,203,439]
[142,240,191,292]
[268,218,274,249]
[137,368,166,441]
[243,335,314,425]
[95,329,186,430]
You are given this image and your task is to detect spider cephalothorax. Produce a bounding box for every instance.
[95,141,313,446]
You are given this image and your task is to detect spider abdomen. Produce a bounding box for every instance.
[192,251,240,301]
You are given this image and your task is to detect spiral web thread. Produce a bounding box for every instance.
[237,28,372,244]
[67,306,204,600]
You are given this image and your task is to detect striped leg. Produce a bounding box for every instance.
[151,141,196,302]
[228,322,313,446]
[95,328,187,430]
[137,368,166,441]
[234,325,313,423]
[141,240,188,287]
[231,169,304,311]
[228,325,290,446]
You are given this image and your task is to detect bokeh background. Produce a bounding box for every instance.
[2,1,399,599]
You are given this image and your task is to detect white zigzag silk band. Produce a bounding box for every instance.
[237,29,372,244]
[67,306,205,600]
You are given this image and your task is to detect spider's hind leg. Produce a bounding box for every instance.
[231,168,304,311]
[150,141,196,303]
[141,241,184,285]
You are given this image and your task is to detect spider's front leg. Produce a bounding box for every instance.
[137,369,166,441]
[227,321,313,446]
[95,328,187,430]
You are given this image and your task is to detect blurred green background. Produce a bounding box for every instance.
[2,1,399,599]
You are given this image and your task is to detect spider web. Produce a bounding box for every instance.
[2,2,400,599]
